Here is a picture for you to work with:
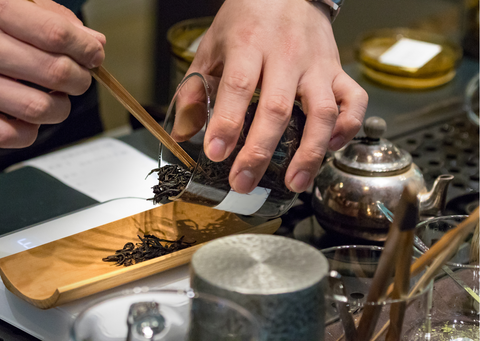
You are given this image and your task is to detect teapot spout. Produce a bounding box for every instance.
[419,174,454,216]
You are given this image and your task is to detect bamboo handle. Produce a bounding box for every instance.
[91,66,196,170]
[410,207,479,278]
[385,229,414,341]
[381,207,479,301]
[372,207,480,341]
[356,185,418,341]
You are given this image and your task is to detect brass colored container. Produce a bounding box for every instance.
[356,28,462,89]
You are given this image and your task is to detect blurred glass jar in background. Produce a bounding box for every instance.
[464,73,479,126]
[355,28,462,90]
[415,215,479,340]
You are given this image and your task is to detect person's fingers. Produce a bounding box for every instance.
[171,74,208,142]
[34,0,83,23]
[0,75,70,125]
[0,31,91,95]
[203,48,263,162]
[171,29,222,142]
[0,114,40,149]
[0,0,104,69]
[34,0,107,45]
[285,77,339,193]
[229,60,300,193]
[78,26,107,46]
[328,73,368,150]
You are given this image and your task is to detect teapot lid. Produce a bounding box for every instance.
[334,117,412,176]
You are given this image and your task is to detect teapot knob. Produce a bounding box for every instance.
[364,116,387,139]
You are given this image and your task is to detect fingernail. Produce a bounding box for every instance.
[89,46,104,69]
[290,171,311,193]
[89,58,100,69]
[329,135,345,151]
[206,137,226,161]
[233,170,256,193]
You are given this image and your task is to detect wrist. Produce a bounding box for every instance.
[305,0,343,22]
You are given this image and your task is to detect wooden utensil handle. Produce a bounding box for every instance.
[91,66,196,170]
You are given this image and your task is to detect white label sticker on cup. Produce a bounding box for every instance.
[214,187,271,215]
[379,38,442,69]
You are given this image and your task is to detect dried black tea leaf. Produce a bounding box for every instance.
[148,164,191,204]
[187,101,306,201]
[149,100,306,216]
[102,234,195,267]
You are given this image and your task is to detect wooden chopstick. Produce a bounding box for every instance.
[355,225,399,341]
[91,67,196,170]
[407,207,478,295]
[372,234,469,341]
[356,184,418,341]
[381,207,479,300]
[371,206,480,341]
[409,207,479,278]
[385,193,417,341]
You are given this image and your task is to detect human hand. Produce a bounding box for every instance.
[0,0,105,148]
[176,0,368,194]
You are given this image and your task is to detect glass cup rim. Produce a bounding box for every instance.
[415,215,479,269]
[70,287,261,341]
[160,72,210,202]
[464,73,479,126]
[166,72,213,130]
[321,245,434,305]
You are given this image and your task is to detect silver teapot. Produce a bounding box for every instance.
[312,116,453,241]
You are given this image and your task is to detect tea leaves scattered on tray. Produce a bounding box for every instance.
[102,234,196,267]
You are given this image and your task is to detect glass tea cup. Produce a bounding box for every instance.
[464,73,479,126]
[321,245,433,341]
[70,288,261,341]
[415,215,479,339]
[155,72,305,218]
[415,215,477,269]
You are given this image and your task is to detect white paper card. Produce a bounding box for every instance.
[379,38,442,69]
[0,198,155,258]
[214,187,271,215]
[22,138,158,202]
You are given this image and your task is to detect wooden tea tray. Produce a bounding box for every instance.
[0,202,281,309]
